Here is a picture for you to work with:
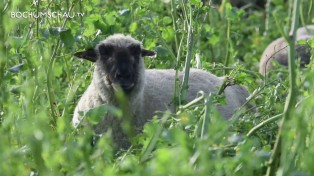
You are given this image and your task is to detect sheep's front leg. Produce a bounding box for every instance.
[93,114,132,149]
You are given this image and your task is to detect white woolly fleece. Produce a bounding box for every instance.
[97,34,143,48]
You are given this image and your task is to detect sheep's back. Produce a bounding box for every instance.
[143,69,249,120]
[259,25,314,75]
[296,25,314,39]
[259,38,288,75]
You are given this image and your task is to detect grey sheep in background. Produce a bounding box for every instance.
[208,0,267,9]
[72,34,251,148]
[259,25,314,76]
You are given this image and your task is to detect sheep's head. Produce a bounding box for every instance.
[74,34,155,93]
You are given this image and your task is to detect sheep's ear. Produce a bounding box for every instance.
[98,44,114,57]
[141,49,156,57]
[74,49,97,62]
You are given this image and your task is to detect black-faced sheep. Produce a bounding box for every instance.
[73,34,251,148]
[259,25,314,76]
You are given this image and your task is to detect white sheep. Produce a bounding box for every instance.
[259,25,314,76]
[73,34,251,148]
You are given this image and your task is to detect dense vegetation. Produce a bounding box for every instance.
[0,0,313,175]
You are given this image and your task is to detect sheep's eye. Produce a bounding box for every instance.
[128,44,141,56]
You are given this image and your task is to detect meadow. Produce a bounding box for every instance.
[0,0,314,175]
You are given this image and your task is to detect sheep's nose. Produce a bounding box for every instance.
[115,72,122,79]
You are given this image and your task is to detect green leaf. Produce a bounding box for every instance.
[10,36,24,48]
[162,16,172,25]
[83,25,96,37]
[208,34,220,46]
[162,26,174,42]
[155,45,170,57]
[104,11,117,26]
[54,63,63,77]
[9,62,24,73]
[82,104,122,125]
[129,22,138,33]
[60,29,75,48]
[190,0,202,7]
[49,27,67,36]
[225,2,243,22]
[309,38,314,48]
[297,39,308,45]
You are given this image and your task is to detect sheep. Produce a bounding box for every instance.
[259,25,314,76]
[142,69,250,120]
[72,34,251,148]
[72,34,155,148]
[208,0,267,9]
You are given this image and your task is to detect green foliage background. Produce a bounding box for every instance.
[0,0,314,175]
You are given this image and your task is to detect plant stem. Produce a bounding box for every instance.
[266,0,299,175]
[47,40,61,126]
[247,114,282,137]
[180,3,194,103]
[177,92,205,115]
[264,0,272,35]
[171,0,179,51]
[47,2,75,126]
[217,77,229,95]
[173,36,185,112]
[307,1,313,23]
[150,17,177,63]
[208,66,261,78]
[0,2,6,120]
[201,94,212,139]
[36,0,40,38]
[224,20,231,75]
[140,113,170,163]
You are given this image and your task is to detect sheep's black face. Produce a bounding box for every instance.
[74,35,156,94]
[98,44,142,94]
